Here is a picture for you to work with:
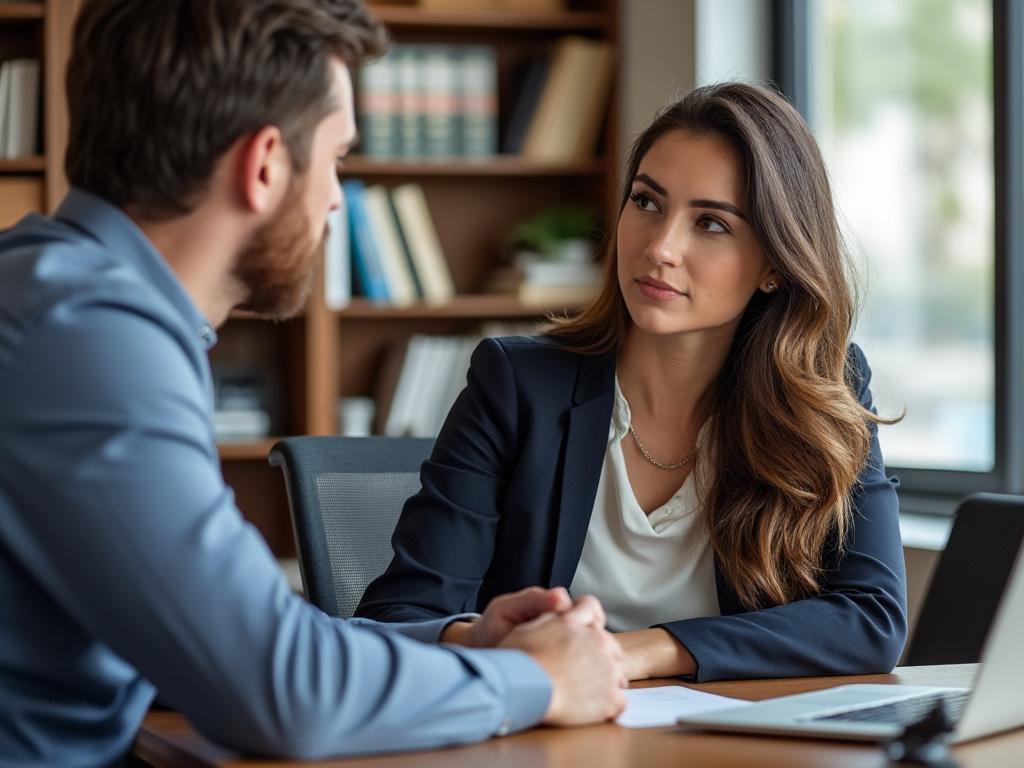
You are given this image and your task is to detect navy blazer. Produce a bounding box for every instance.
[357,336,908,681]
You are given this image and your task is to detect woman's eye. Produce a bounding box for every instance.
[698,215,728,234]
[630,191,658,212]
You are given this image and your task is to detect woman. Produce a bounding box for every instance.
[356,82,907,682]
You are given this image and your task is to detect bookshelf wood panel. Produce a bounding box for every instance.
[0,157,45,172]
[43,0,79,210]
[0,4,44,20]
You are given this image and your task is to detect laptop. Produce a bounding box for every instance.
[677,494,1024,744]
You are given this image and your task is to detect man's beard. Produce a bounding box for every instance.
[232,189,325,320]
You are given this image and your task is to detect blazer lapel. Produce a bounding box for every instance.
[549,352,615,588]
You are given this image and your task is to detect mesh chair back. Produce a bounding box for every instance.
[269,436,434,618]
[905,493,1024,665]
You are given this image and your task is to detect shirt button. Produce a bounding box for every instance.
[497,716,512,736]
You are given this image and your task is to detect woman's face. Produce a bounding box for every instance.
[617,129,777,339]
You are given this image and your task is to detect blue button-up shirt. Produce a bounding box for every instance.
[0,190,550,765]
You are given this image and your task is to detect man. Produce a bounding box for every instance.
[0,1,626,763]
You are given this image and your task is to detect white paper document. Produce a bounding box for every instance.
[617,685,752,729]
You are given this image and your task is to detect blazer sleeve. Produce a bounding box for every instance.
[357,338,518,622]
[658,344,909,681]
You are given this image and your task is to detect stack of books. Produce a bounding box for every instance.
[378,322,538,437]
[382,334,477,437]
[359,44,497,159]
[211,372,273,443]
[0,59,40,159]
[517,255,601,306]
[325,181,456,309]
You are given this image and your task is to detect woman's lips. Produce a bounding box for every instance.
[636,276,686,300]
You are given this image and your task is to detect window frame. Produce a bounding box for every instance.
[772,0,1024,512]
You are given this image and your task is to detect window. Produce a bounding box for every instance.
[776,0,1024,503]
[814,0,993,471]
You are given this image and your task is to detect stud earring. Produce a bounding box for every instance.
[765,280,779,292]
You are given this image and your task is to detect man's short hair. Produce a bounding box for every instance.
[65,0,387,218]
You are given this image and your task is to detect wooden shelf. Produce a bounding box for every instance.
[336,294,582,319]
[0,156,45,173]
[369,6,610,32]
[0,3,44,20]
[340,157,606,178]
[217,439,279,461]
[226,308,307,321]
[227,309,264,321]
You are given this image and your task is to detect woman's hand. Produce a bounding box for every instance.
[616,628,698,680]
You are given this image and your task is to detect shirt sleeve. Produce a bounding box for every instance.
[655,344,909,681]
[0,303,550,758]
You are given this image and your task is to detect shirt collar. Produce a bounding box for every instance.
[54,189,218,351]
[610,376,631,442]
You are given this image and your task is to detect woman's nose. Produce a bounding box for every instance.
[644,220,688,267]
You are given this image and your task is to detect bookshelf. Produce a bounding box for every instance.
[0,0,78,225]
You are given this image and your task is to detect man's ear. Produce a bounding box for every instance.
[239,125,290,214]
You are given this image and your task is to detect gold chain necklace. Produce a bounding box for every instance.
[628,423,694,471]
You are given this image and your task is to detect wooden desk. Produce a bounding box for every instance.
[133,665,1024,767]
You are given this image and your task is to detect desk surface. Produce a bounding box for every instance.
[134,664,1024,767]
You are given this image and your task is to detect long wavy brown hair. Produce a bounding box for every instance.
[549,82,888,610]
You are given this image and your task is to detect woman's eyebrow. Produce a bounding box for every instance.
[690,198,748,221]
[635,173,748,221]
[634,172,668,196]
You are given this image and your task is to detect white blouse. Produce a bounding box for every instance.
[568,377,719,632]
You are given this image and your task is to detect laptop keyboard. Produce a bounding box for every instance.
[810,691,970,726]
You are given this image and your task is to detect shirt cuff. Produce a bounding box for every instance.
[453,647,552,736]
[346,613,480,644]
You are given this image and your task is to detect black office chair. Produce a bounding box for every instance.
[904,493,1024,665]
[269,436,434,618]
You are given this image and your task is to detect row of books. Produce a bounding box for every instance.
[506,36,615,162]
[380,324,538,438]
[356,35,614,164]
[324,180,456,308]
[358,44,497,159]
[0,59,40,159]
